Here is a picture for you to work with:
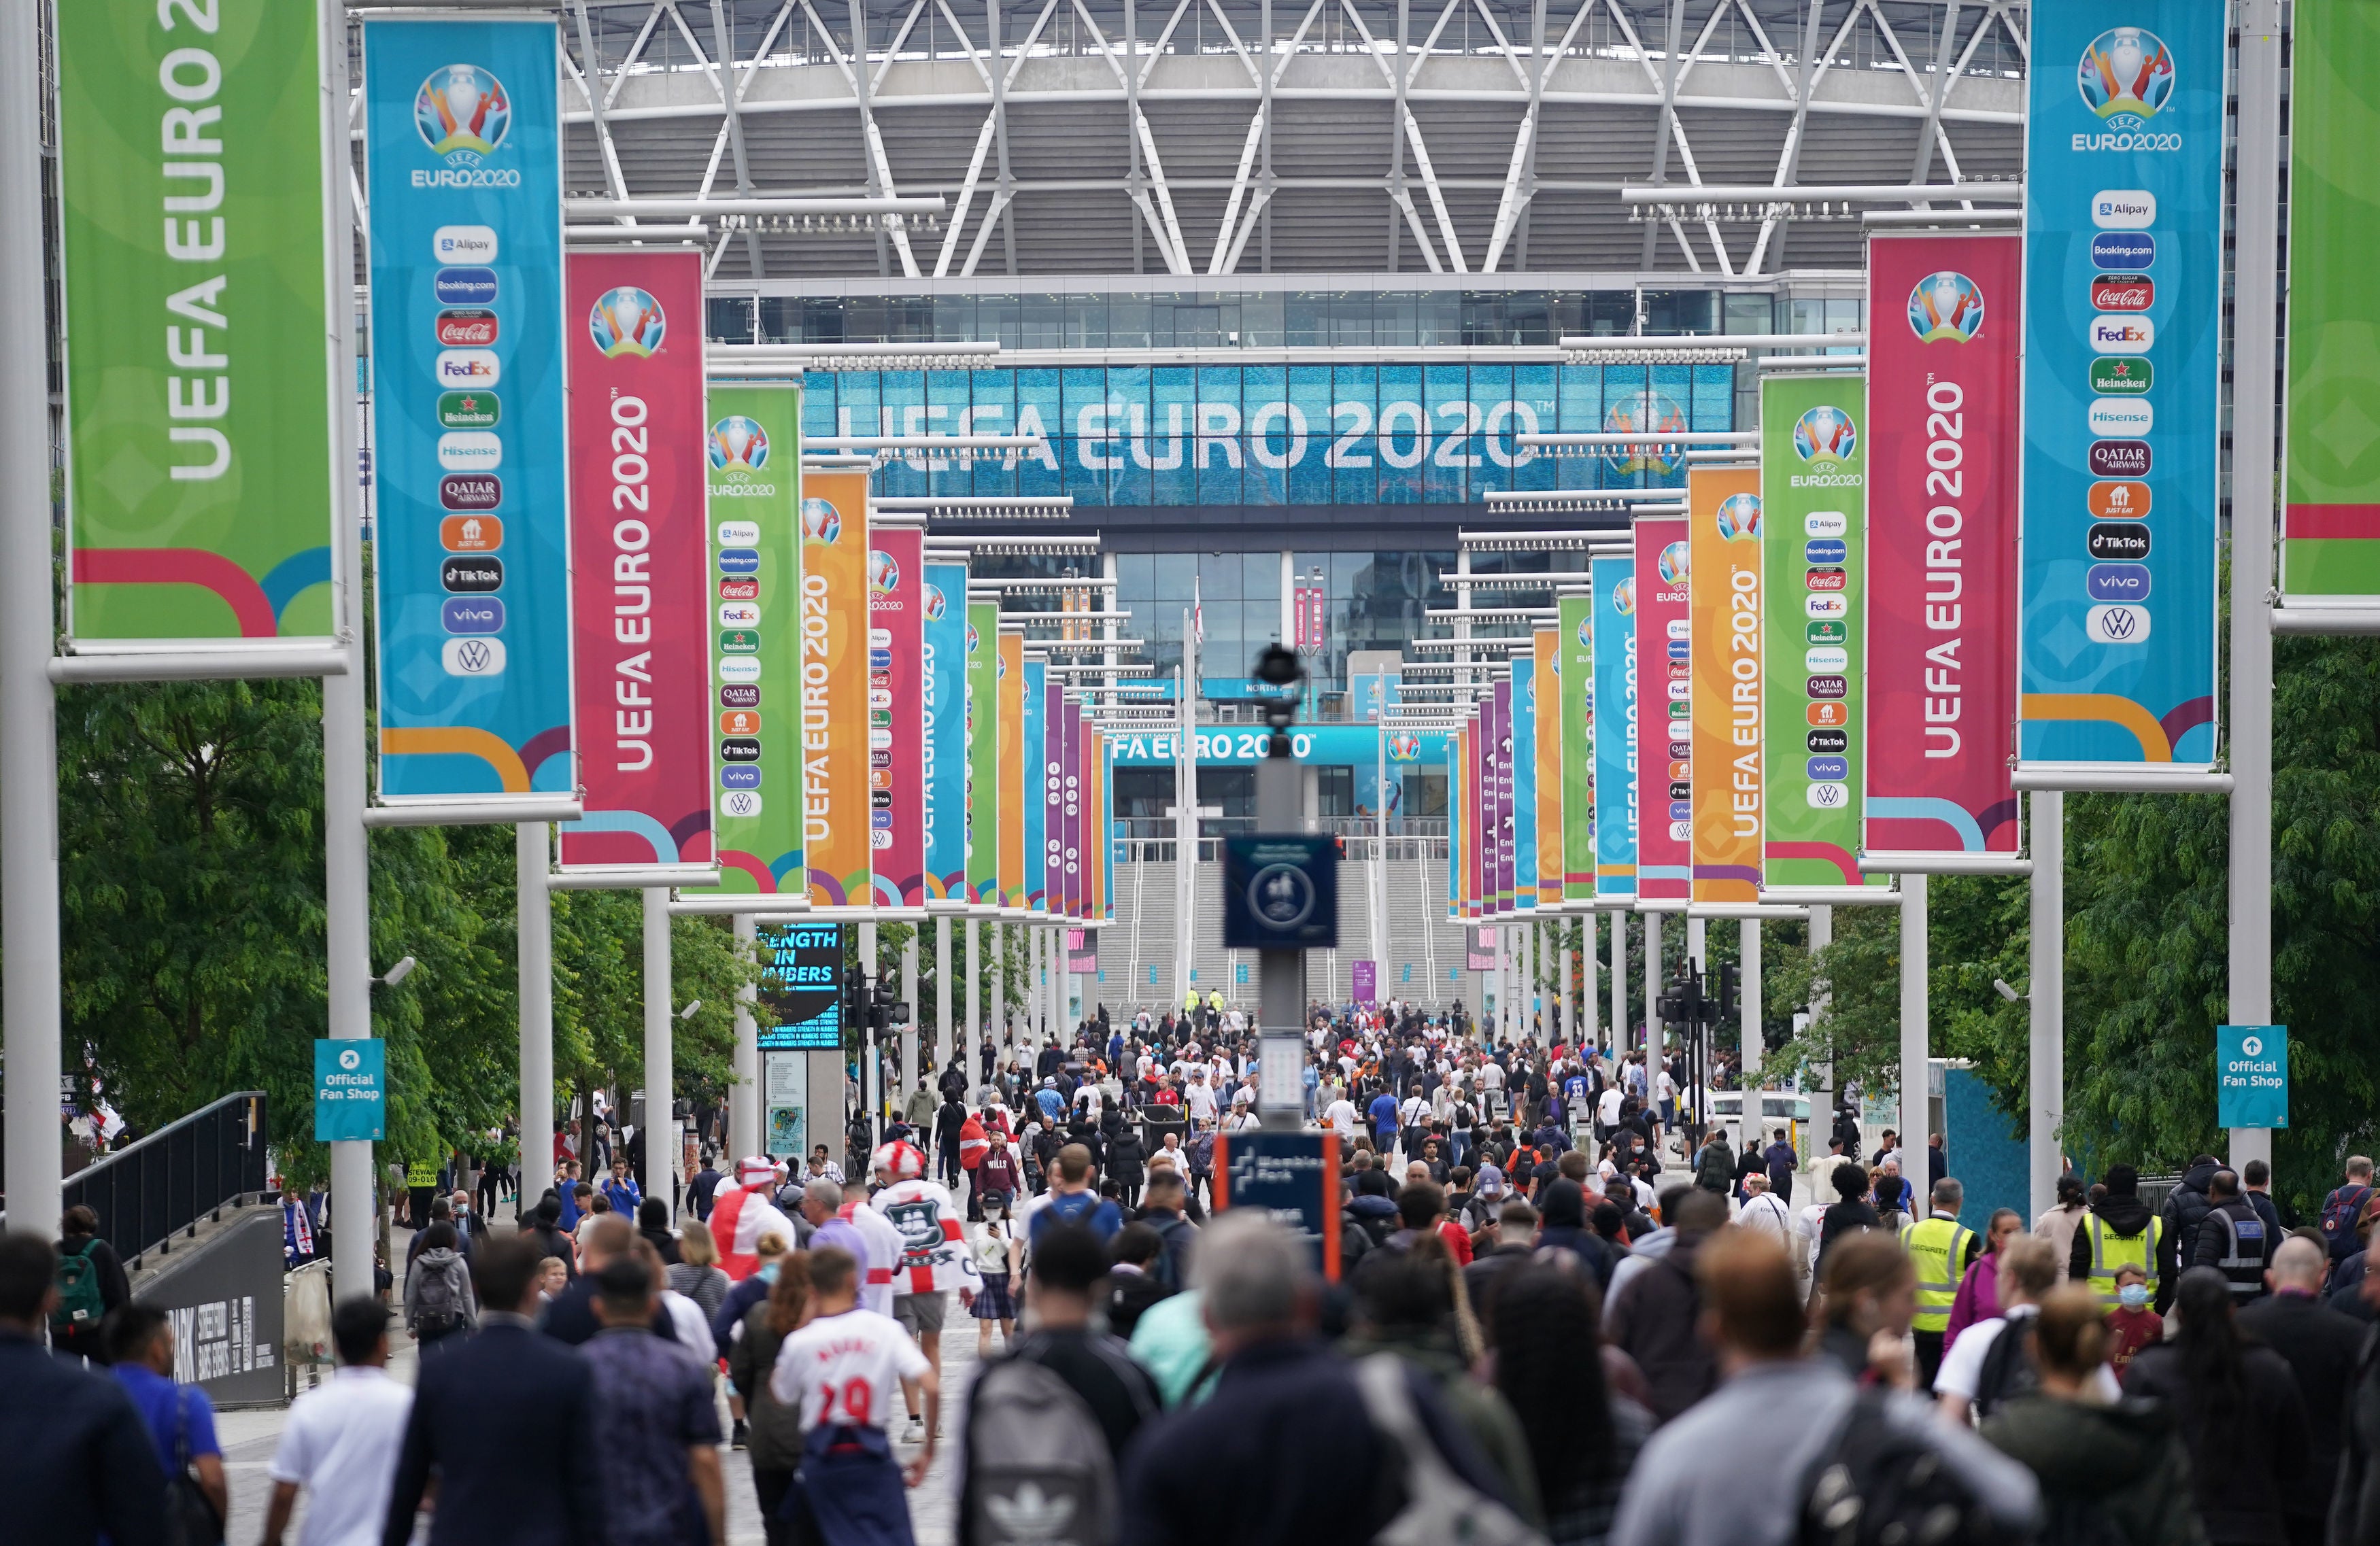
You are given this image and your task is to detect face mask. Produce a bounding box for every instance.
[758,1261,781,1284]
[2118,1282,2149,1309]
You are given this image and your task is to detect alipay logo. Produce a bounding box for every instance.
[433,224,498,262]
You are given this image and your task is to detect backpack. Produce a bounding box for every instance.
[962,1355,1119,1546]
[52,1239,105,1334]
[1799,1390,2023,1546]
[1352,1354,1547,1546]
[413,1257,465,1334]
[1970,1317,2039,1422]
[2324,1184,2374,1262]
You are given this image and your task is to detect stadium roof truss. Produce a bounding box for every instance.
[513,0,2026,279]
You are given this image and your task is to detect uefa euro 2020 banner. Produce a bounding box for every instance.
[1535,625,1563,910]
[1591,555,1637,901]
[1688,466,1762,908]
[1867,235,2022,859]
[1023,657,1049,913]
[1633,515,1690,905]
[2020,3,2222,778]
[1557,596,1595,906]
[692,384,800,897]
[1759,375,1884,894]
[997,628,1026,913]
[923,562,968,901]
[559,252,712,874]
[869,525,925,908]
[966,600,1000,908]
[1510,653,1537,914]
[2281,0,2380,607]
[365,19,572,802]
[800,470,870,908]
[57,0,343,652]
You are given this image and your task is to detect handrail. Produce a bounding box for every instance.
[3,1090,270,1266]
[75,1089,269,1186]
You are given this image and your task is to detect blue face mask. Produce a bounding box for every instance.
[2118,1282,2149,1309]
[758,1261,781,1285]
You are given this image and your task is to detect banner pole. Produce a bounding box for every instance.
[520,825,556,1212]
[1899,872,1930,1180]
[732,914,759,1161]
[2227,0,2282,1175]
[644,888,675,1214]
[935,916,951,1076]
[0,0,61,1238]
[2028,793,2064,1218]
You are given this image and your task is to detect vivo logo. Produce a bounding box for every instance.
[1806,755,1848,781]
[2092,190,2157,228]
[441,598,504,634]
[1667,800,1692,821]
[2086,562,2153,601]
[2087,604,2152,644]
[721,766,762,790]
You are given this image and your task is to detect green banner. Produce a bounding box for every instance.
[58,0,339,644]
[1762,373,1882,891]
[1559,592,1595,903]
[966,599,1000,906]
[2282,0,2380,596]
[693,385,802,897]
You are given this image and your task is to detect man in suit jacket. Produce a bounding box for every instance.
[2240,1233,2366,1546]
[383,1237,598,1546]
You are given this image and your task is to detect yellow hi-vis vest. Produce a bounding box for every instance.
[1899,1215,1976,1335]
[2086,1212,2163,1307]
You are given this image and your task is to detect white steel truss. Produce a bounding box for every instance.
[520,0,2027,279]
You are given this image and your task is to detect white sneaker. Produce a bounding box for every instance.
[903,1416,926,1444]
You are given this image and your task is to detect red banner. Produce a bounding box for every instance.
[1864,234,2022,857]
[1633,513,1690,902]
[560,251,712,870]
[870,525,925,905]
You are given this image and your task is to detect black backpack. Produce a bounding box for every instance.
[1800,1391,2024,1546]
[1969,1317,2039,1422]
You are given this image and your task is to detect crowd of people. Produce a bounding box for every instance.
[17,998,2380,1546]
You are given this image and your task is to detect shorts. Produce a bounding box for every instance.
[894,1291,946,1335]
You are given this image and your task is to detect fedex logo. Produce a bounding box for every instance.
[2090,317,2156,354]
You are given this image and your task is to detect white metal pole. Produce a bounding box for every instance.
[1899,872,1930,1186]
[2028,795,2065,1216]
[1559,942,1574,1046]
[902,928,920,1095]
[1644,911,1661,1067]
[643,888,675,1216]
[989,921,1007,1059]
[966,914,982,1071]
[1374,721,1388,978]
[732,914,760,1162]
[2228,0,2281,1177]
[519,826,557,1211]
[935,914,953,1076]
[861,921,881,1117]
[1739,918,1761,1158]
[1809,902,1835,1131]
[318,0,373,1295]
[1610,912,1625,1060]
[0,0,60,1243]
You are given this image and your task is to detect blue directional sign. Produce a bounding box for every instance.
[2217,1024,2289,1129]
[314,1039,387,1141]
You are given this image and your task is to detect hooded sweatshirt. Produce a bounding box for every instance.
[1980,1393,2207,1545]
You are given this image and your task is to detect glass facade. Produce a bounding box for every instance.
[798,362,1735,508]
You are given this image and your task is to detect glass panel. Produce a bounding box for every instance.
[1376,364,1425,504]
[1196,365,1242,504]
[1330,364,1378,506]
[1242,364,1287,504]
[1286,365,1333,505]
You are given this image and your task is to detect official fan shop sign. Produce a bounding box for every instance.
[1866,235,2022,859]
[2217,1025,2289,1131]
[560,251,711,871]
[58,0,343,649]
[1223,835,1339,950]
[314,1040,386,1143]
[366,20,573,802]
[2018,4,2222,777]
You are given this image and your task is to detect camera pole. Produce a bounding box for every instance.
[1253,644,1308,1130]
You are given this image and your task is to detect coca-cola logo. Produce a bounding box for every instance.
[435,308,499,346]
[2089,275,2154,311]
[1805,568,1848,591]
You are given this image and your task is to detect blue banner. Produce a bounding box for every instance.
[2019,3,2222,772]
[2217,1024,2290,1129]
[924,562,968,899]
[1023,658,1047,911]
[1510,654,1537,912]
[1592,554,1639,897]
[315,1039,386,1143]
[1105,723,1447,768]
[364,20,571,800]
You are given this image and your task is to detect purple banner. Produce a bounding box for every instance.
[1353,959,1378,1002]
[1493,679,1515,914]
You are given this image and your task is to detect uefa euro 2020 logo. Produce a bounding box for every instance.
[1715,493,1762,543]
[801,498,843,545]
[1907,271,1985,344]
[1602,391,1691,479]
[589,288,666,360]
[1793,407,1857,466]
[923,584,947,621]
[1388,732,1421,763]
[868,549,900,594]
[709,417,768,477]
[966,622,981,653]
[415,65,511,164]
[1612,577,1636,616]
[2077,27,2175,122]
[1656,542,1689,587]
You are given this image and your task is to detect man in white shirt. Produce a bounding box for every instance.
[1735,1175,1808,1291]
[1597,1080,1627,1137]
[262,1298,413,1546]
[1322,1090,1361,1142]
[1183,1068,1219,1124]
[769,1245,939,1486]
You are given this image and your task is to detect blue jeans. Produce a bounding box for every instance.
[1448,1131,1472,1171]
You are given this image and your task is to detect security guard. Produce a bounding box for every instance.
[2070,1162,2164,1308]
[1899,1176,1981,1388]
[2192,1167,2273,1303]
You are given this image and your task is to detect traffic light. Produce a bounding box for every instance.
[1717,961,1739,1020]
[843,965,869,1029]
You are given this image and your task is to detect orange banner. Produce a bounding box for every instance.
[1689,465,1765,905]
[801,470,870,906]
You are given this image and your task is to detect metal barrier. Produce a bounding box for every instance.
[2,1091,269,1267]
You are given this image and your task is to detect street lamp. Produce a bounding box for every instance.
[373,956,418,987]
[679,999,703,1020]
